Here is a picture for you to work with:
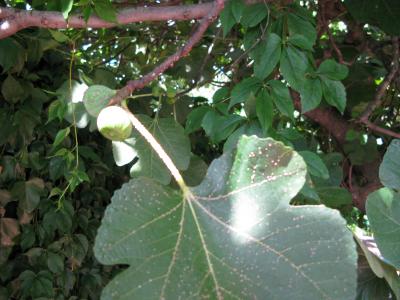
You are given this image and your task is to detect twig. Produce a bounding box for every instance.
[362,120,400,139]
[359,37,400,122]
[319,1,345,65]
[108,0,224,105]
[326,25,345,64]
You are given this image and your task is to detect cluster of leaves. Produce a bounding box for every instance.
[0,28,129,299]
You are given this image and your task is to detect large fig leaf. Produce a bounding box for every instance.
[366,188,400,269]
[129,115,191,185]
[94,136,357,299]
[379,139,400,189]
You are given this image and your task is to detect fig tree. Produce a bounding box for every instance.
[97,106,133,141]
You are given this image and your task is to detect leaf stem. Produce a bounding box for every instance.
[121,104,191,196]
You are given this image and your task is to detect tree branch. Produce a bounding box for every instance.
[108,0,225,105]
[0,4,213,39]
[0,0,278,40]
[362,120,400,139]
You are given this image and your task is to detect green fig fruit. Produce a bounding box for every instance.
[97,106,133,141]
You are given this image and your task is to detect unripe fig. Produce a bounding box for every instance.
[97,106,132,141]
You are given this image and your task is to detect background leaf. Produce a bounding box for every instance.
[254,34,281,80]
[229,77,262,108]
[83,85,115,117]
[93,0,117,23]
[300,78,322,112]
[129,115,191,184]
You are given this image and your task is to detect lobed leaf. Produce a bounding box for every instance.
[95,136,357,299]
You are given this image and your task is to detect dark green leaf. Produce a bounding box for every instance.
[185,106,211,134]
[321,77,347,113]
[47,99,67,123]
[52,127,70,148]
[182,155,208,187]
[93,0,117,23]
[254,33,281,80]
[47,252,64,274]
[220,0,236,37]
[213,87,230,104]
[280,46,310,91]
[229,77,262,108]
[287,13,317,50]
[256,89,274,133]
[317,59,349,80]
[287,34,314,51]
[231,0,245,22]
[202,112,244,143]
[316,187,352,208]
[0,38,25,73]
[12,178,45,213]
[241,3,268,28]
[269,80,294,118]
[299,151,329,179]
[1,75,25,103]
[300,78,322,112]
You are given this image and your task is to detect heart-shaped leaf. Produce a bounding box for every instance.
[94,136,357,299]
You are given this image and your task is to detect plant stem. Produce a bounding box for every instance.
[122,105,191,197]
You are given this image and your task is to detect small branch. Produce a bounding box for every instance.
[359,37,400,122]
[326,25,345,64]
[362,120,400,139]
[109,0,225,105]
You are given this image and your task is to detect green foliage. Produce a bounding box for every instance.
[1,0,400,298]
[345,0,400,35]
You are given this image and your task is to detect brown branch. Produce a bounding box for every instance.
[362,120,400,139]
[0,4,213,39]
[359,37,399,122]
[0,0,279,40]
[108,0,225,105]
